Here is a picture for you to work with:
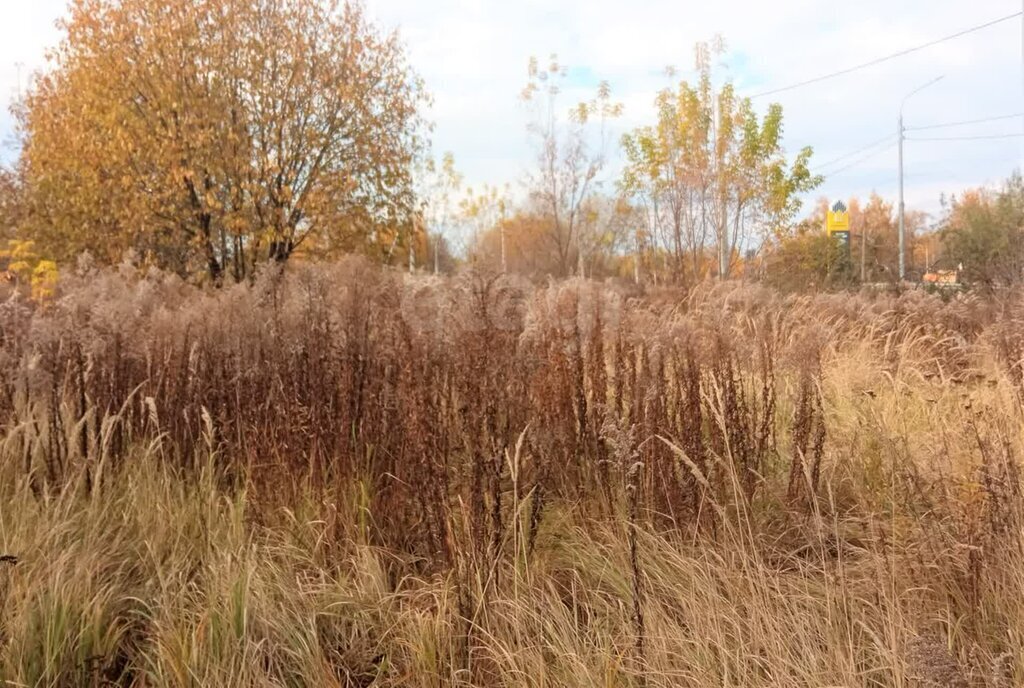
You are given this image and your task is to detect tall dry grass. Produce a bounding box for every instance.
[1,258,1023,686]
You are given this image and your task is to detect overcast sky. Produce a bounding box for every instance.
[3,0,1023,222]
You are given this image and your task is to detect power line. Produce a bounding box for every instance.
[821,142,897,178]
[906,132,1024,141]
[812,134,895,171]
[810,113,1024,176]
[750,11,1022,99]
[906,113,1024,131]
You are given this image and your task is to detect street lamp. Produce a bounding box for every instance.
[898,75,943,282]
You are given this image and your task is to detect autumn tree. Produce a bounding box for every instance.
[18,0,426,282]
[2,239,58,299]
[763,221,845,291]
[521,55,622,278]
[471,209,558,276]
[381,152,467,275]
[620,39,819,283]
[766,194,926,289]
[576,194,641,280]
[422,153,463,273]
[940,174,1024,288]
[467,193,638,281]
[460,182,509,269]
[848,193,925,283]
[0,169,23,241]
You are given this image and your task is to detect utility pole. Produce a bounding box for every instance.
[715,96,728,280]
[860,221,867,283]
[898,113,905,282]
[634,229,641,285]
[577,223,586,278]
[408,223,415,273]
[499,199,507,274]
[898,76,943,282]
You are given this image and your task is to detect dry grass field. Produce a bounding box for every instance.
[1,260,1023,686]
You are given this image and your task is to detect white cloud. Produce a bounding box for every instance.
[3,0,1022,219]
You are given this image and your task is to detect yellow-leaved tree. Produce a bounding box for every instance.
[18,0,426,282]
[620,39,821,283]
[0,239,59,302]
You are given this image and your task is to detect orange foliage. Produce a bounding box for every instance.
[19,0,426,282]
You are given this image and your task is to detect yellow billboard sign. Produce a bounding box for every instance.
[827,201,849,235]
